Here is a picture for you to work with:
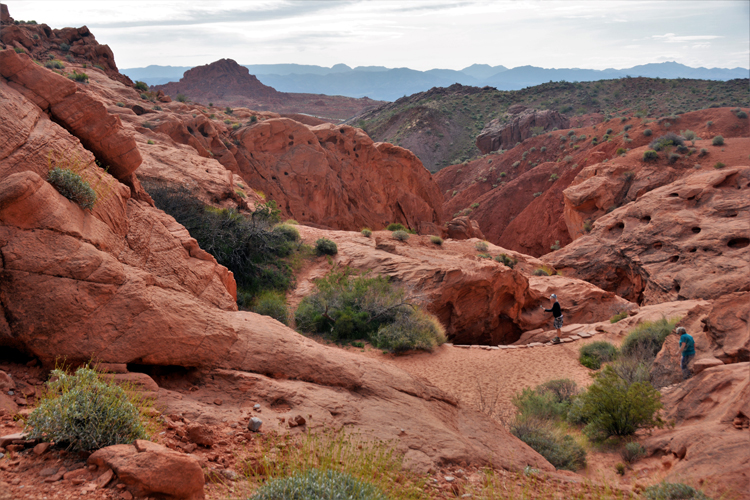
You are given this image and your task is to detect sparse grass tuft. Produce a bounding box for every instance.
[579,341,618,370]
[47,167,97,210]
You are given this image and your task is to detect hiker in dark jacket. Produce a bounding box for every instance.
[541,294,563,344]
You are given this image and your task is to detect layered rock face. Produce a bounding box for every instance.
[476,108,569,154]
[292,226,635,345]
[0,49,551,474]
[232,118,445,231]
[544,167,750,304]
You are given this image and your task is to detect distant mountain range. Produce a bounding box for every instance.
[122,62,749,102]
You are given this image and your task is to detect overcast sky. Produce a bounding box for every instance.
[8,0,750,71]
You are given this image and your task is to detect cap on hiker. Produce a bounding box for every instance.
[676,327,686,335]
[550,294,557,300]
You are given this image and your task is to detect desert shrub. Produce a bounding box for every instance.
[386,222,406,231]
[712,135,724,146]
[315,238,338,255]
[680,129,696,142]
[392,230,409,241]
[47,167,97,210]
[623,124,632,131]
[470,202,480,208]
[145,184,298,298]
[616,148,627,155]
[59,42,71,51]
[371,309,446,354]
[147,140,154,145]
[698,148,708,156]
[579,341,618,370]
[251,290,289,325]
[615,462,626,475]
[65,54,74,62]
[605,128,613,134]
[69,70,89,83]
[621,441,647,464]
[513,380,578,422]
[621,318,678,359]
[429,235,443,245]
[649,133,685,151]
[250,115,258,123]
[475,241,488,251]
[532,265,554,276]
[249,468,388,500]
[549,173,559,182]
[134,81,148,91]
[225,106,233,115]
[668,153,680,164]
[44,59,64,69]
[361,228,372,237]
[610,311,628,323]
[713,162,726,169]
[152,105,162,111]
[295,268,444,352]
[25,366,147,452]
[579,366,663,440]
[512,161,521,168]
[494,253,516,269]
[644,482,710,500]
[510,420,586,471]
[643,128,653,136]
[176,93,188,103]
[736,110,748,119]
[642,150,659,161]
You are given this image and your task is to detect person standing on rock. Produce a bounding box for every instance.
[677,326,695,380]
[541,294,563,344]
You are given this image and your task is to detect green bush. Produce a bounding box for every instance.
[315,238,338,256]
[25,366,147,452]
[59,42,71,51]
[47,167,96,210]
[621,441,646,464]
[512,380,578,422]
[644,482,710,500]
[273,223,300,243]
[579,341,618,370]
[643,128,653,136]
[510,420,586,471]
[371,309,446,354]
[392,230,409,241]
[610,311,628,323]
[251,290,289,325]
[386,222,406,231]
[494,254,516,269]
[361,228,372,237]
[736,110,748,119]
[44,59,64,69]
[712,135,724,146]
[134,81,148,91]
[250,468,388,500]
[69,70,89,83]
[713,162,726,169]
[145,184,297,299]
[475,241,488,252]
[580,366,663,440]
[176,93,188,103]
[649,133,685,151]
[621,318,677,359]
[642,150,659,161]
[429,235,443,245]
[295,268,444,352]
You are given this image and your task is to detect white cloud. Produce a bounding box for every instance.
[653,33,723,43]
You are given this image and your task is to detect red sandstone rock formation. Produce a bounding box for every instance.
[476,109,569,154]
[544,167,750,304]
[292,226,636,345]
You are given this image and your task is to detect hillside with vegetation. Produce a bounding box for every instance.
[351,77,749,172]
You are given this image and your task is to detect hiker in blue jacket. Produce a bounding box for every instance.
[677,326,695,380]
[541,294,563,344]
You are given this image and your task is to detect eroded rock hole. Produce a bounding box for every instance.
[653,242,663,249]
[727,237,750,249]
[692,227,701,234]
[674,283,681,292]
[689,247,697,253]
[670,255,679,263]
[669,193,679,197]
[642,215,651,223]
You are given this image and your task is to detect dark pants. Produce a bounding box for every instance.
[681,354,694,380]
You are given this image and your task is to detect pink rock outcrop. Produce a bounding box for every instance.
[232,118,444,231]
[88,440,205,500]
[544,167,750,304]
[476,109,569,154]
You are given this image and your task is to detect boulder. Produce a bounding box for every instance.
[185,424,214,447]
[703,291,750,363]
[693,357,724,374]
[476,109,569,154]
[88,440,205,500]
[446,216,485,240]
[545,168,750,304]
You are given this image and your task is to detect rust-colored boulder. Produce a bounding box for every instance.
[232,118,443,231]
[476,109,569,154]
[88,440,205,500]
[643,362,750,498]
[185,424,214,447]
[446,216,485,240]
[544,167,750,304]
[703,291,750,363]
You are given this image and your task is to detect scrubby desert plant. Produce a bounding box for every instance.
[475,241,489,252]
[371,309,446,354]
[649,133,685,151]
[579,366,663,440]
[69,70,89,83]
[621,441,647,464]
[251,290,289,325]
[392,230,409,241]
[494,253,516,269]
[532,265,555,276]
[176,93,188,103]
[644,482,710,500]
[713,162,726,169]
[315,238,338,255]
[579,341,618,370]
[386,222,406,231]
[621,318,678,359]
[44,59,64,69]
[25,366,148,452]
[712,135,724,146]
[361,228,372,237]
[642,150,659,161]
[134,81,148,91]
[249,468,388,500]
[610,311,628,323]
[47,167,97,210]
[510,419,586,471]
[59,42,70,51]
[643,128,653,136]
[512,380,578,422]
[429,235,443,245]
